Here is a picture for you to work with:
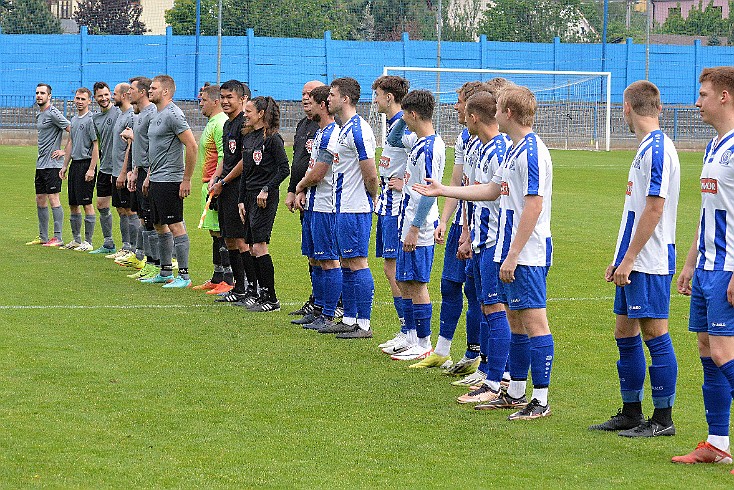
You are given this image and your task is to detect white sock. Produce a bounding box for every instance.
[434,335,452,357]
[484,380,501,392]
[708,435,731,453]
[531,387,548,406]
[507,380,526,399]
[357,318,370,331]
[407,329,418,345]
[502,370,511,381]
[343,316,356,326]
[418,336,432,350]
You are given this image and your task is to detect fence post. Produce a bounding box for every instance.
[165,26,172,75]
[324,31,333,83]
[480,34,487,69]
[80,25,87,89]
[693,39,701,102]
[402,32,409,67]
[625,37,633,88]
[673,107,679,141]
[247,28,255,90]
[553,37,560,71]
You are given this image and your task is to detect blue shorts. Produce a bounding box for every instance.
[497,264,548,310]
[335,212,371,259]
[311,212,338,261]
[689,269,734,336]
[376,214,399,259]
[472,246,500,306]
[442,222,466,283]
[397,244,435,283]
[301,210,314,258]
[613,271,672,319]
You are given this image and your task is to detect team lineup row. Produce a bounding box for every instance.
[29,66,734,473]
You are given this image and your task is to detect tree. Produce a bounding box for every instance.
[0,0,63,34]
[478,0,597,43]
[659,0,728,37]
[73,0,147,35]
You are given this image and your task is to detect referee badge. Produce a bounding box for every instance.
[306,139,314,153]
[253,149,263,165]
[228,139,237,154]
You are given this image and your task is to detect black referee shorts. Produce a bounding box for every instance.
[68,159,96,206]
[243,189,279,245]
[218,179,245,239]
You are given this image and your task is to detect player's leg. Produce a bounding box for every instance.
[77,164,97,251]
[44,166,65,246]
[306,213,341,330]
[91,172,115,253]
[245,193,281,311]
[28,169,50,244]
[63,164,82,248]
[377,214,405,336]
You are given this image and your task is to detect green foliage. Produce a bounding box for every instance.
[0,0,63,34]
[73,0,147,35]
[659,0,729,37]
[581,0,648,43]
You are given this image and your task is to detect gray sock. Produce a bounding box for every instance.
[119,214,130,249]
[147,231,159,262]
[37,206,49,241]
[99,208,114,248]
[70,213,82,243]
[51,206,64,240]
[158,232,174,276]
[173,234,190,279]
[84,214,96,244]
[135,226,144,260]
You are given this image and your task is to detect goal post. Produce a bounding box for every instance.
[372,66,611,152]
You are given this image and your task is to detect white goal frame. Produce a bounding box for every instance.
[381,66,612,152]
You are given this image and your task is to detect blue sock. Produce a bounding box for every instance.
[478,316,489,374]
[312,266,324,308]
[530,334,554,388]
[720,358,734,401]
[414,303,432,339]
[393,296,405,332]
[354,268,374,321]
[322,268,342,318]
[402,298,415,332]
[341,268,357,320]
[509,333,530,380]
[701,357,732,436]
[464,276,481,359]
[645,333,678,408]
[484,311,511,383]
[439,277,463,341]
[616,335,646,403]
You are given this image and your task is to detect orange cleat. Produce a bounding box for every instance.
[205,282,234,295]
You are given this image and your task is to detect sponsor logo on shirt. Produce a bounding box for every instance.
[253,150,262,165]
[626,181,633,196]
[720,150,731,166]
[632,155,642,169]
[379,155,391,168]
[333,153,339,164]
[306,139,314,153]
[500,181,509,195]
[701,178,718,194]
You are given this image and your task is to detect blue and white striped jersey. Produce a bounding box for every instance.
[453,128,481,227]
[332,114,377,214]
[376,111,410,217]
[471,133,511,252]
[305,121,340,213]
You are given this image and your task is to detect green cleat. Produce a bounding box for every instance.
[137,266,160,281]
[162,277,192,288]
[443,355,480,376]
[140,273,174,284]
[89,245,116,255]
[409,353,453,369]
[25,236,47,245]
[128,264,152,278]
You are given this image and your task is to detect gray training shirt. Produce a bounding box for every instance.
[70,111,97,161]
[93,105,121,174]
[132,102,156,169]
[36,105,70,169]
[148,102,191,183]
[111,107,134,176]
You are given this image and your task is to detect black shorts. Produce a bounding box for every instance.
[135,167,151,218]
[218,179,245,239]
[96,171,113,198]
[68,159,96,206]
[35,168,62,195]
[243,189,279,245]
[149,181,184,225]
[111,180,131,209]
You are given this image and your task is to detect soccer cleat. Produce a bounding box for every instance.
[140,273,174,284]
[247,298,281,312]
[162,277,192,288]
[289,300,314,316]
[409,353,452,369]
[192,280,217,291]
[475,392,529,411]
[119,256,146,270]
[42,237,63,247]
[589,409,646,431]
[382,336,414,355]
[127,265,152,279]
[508,398,551,420]
[317,320,357,334]
[457,384,501,404]
[89,245,116,255]
[113,252,135,264]
[74,241,93,252]
[106,249,130,259]
[137,266,160,280]
[215,291,246,303]
[451,370,487,387]
[333,305,344,319]
[303,315,330,331]
[60,240,81,250]
[378,331,406,350]
[618,419,675,437]
[443,355,480,376]
[390,344,431,361]
[336,325,373,339]
[291,312,318,325]
[205,282,234,295]
[25,236,46,245]
[672,442,733,464]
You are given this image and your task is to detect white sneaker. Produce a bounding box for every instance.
[382,336,414,355]
[390,344,431,361]
[451,370,487,386]
[60,240,81,250]
[378,331,405,350]
[74,241,93,252]
[106,249,130,259]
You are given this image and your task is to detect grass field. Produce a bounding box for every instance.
[1,144,732,488]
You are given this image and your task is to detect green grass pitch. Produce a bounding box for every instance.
[0,144,732,488]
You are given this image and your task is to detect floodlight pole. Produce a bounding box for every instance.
[217,0,222,84]
[645,0,651,80]
[195,0,201,97]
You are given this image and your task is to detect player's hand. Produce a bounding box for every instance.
[613,259,633,287]
[285,192,296,212]
[434,221,447,244]
[727,273,734,307]
[295,192,306,211]
[500,252,518,283]
[127,171,136,192]
[457,237,472,260]
[51,150,65,159]
[257,191,268,208]
[179,179,191,199]
[412,177,443,197]
[59,167,67,180]
[85,169,95,182]
[116,173,126,189]
[388,177,404,192]
[209,181,222,197]
[676,265,694,296]
[120,127,134,142]
[604,263,616,283]
[403,226,419,252]
[142,176,150,196]
[238,203,246,223]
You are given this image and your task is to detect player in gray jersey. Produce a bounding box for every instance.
[140,74,198,288]
[89,82,121,254]
[59,87,98,251]
[27,83,70,247]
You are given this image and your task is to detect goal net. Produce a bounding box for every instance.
[370,67,611,151]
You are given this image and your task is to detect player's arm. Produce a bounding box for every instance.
[499,194,543,283]
[612,196,665,287]
[413,177,501,202]
[211,159,242,197]
[457,201,472,259]
[60,135,72,179]
[209,124,226,191]
[296,153,332,194]
[434,164,464,243]
[87,140,99,182]
[676,228,699,297]
[178,128,198,199]
[403,195,436,252]
[387,118,408,148]
[359,157,379,202]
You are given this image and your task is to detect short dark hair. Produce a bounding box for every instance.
[465,91,497,124]
[75,87,92,99]
[220,79,251,99]
[624,80,661,117]
[401,90,435,121]
[372,76,410,103]
[310,85,330,106]
[202,84,221,100]
[331,77,361,105]
[93,81,109,94]
[700,66,734,95]
[37,83,52,94]
[129,76,152,95]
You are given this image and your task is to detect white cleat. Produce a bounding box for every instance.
[390,344,431,361]
[378,331,406,350]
